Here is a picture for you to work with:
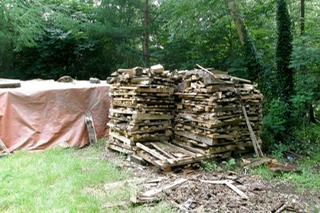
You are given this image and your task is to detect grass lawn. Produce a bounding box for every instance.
[0,141,172,212]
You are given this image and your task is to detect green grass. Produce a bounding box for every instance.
[0,141,173,212]
[282,152,320,191]
[250,152,320,191]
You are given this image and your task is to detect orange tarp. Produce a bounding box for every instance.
[0,80,110,151]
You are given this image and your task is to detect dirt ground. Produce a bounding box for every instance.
[104,151,320,213]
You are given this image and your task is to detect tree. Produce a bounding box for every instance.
[226,0,263,82]
[275,0,294,101]
[143,0,150,67]
[155,0,237,70]
[300,0,305,35]
[0,0,46,77]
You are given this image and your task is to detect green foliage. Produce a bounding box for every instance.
[262,99,289,147]
[291,124,320,155]
[201,160,222,172]
[261,0,295,152]
[271,142,289,160]
[249,165,273,180]
[155,0,237,71]
[283,153,320,191]
[275,0,294,100]
[250,154,320,191]
[242,26,264,82]
[222,158,236,171]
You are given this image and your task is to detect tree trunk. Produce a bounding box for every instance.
[300,0,305,35]
[309,104,317,124]
[226,0,244,45]
[143,0,150,67]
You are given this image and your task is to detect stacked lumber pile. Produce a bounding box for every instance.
[173,69,241,159]
[231,77,263,152]
[106,65,263,170]
[106,65,175,155]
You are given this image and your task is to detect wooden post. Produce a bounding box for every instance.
[0,138,10,154]
[242,106,263,157]
[85,112,97,144]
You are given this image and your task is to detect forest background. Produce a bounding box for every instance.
[0,0,319,154]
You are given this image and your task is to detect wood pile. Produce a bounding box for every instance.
[174,69,241,159]
[232,77,263,152]
[106,65,175,155]
[106,65,263,170]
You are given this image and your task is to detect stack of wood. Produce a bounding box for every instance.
[173,69,242,159]
[231,77,263,152]
[106,65,176,154]
[106,65,263,170]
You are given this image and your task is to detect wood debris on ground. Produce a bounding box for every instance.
[132,172,317,212]
[106,65,263,170]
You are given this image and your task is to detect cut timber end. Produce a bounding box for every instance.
[151,64,164,73]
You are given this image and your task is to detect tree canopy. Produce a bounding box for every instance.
[1,0,320,153]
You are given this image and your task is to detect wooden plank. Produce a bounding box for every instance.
[200,180,248,199]
[118,68,136,76]
[136,143,167,161]
[107,139,132,149]
[110,108,137,115]
[130,77,153,84]
[141,178,188,197]
[107,144,134,155]
[175,131,214,146]
[160,141,201,158]
[84,112,97,144]
[112,87,174,94]
[150,143,178,161]
[136,150,165,168]
[0,138,10,154]
[205,144,236,154]
[131,135,169,142]
[171,141,206,154]
[242,106,263,157]
[109,131,133,146]
[225,181,249,199]
[0,81,21,88]
[231,76,252,84]
[133,113,172,120]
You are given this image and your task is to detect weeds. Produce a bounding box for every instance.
[201,160,222,172]
[222,158,236,171]
[250,153,320,191]
[0,140,172,212]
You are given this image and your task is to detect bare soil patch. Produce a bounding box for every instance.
[103,151,320,212]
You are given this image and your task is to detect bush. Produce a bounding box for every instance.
[262,98,289,150]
